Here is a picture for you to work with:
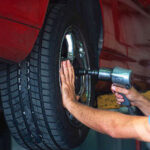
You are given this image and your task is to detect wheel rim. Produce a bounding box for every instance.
[59,26,91,127]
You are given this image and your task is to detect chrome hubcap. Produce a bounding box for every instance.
[60,26,91,127]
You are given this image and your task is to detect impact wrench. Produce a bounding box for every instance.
[76,67,134,114]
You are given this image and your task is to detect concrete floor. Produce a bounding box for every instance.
[12,129,149,150]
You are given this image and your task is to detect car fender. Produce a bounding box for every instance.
[0,0,49,62]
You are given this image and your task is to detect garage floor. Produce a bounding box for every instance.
[12,129,149,150]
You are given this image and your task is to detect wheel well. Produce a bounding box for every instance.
[50,0,69,3]
[74,0,103,68]
[49,0,103,68]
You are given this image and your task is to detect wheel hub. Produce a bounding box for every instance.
[60,26,91,127]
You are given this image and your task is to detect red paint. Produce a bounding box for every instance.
[0,0,49,28]
[0,0,150,92]
[138,0,150,7]
[0,18,39,62]
[97,0,150,92]
[100,0,127,57]
[116,0,150,91]
[0,0,49,62]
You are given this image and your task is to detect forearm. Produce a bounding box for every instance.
[60,60,150,142]
[67,101,114,135]
[66,101,150,141]
[66,101,139,138]
[134,95,150,116]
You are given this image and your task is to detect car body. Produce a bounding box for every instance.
[98,0,150,92]
[0,1,150,149]
[0,0,150,92]
[0,0,48,62]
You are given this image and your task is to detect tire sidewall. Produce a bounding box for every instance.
[43,5,95,148]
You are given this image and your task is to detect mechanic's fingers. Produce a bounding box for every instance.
[72,65,75,83]
[115,93,123,99]
[59,64,66,84]
[111,85,129,95]
[117,101,121,105]
[62,61,69,83]
[111,84,115,93]
[67,60,73,83]
[116,98,124,103]
[69,61,75,84]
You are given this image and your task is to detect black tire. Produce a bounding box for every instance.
[0,113,11,150]
[0,3,95,150]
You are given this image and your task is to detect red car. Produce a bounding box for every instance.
[0,0,150,150]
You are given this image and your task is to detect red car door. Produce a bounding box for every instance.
[117,0,150,91]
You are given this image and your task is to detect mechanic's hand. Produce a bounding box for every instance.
[111,85,141,106]
[59,60,79,108]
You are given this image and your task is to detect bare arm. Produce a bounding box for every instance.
[135,96,150,116]
[60,60,150,142]
[66,100,150,142]
[111,85,150,116]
